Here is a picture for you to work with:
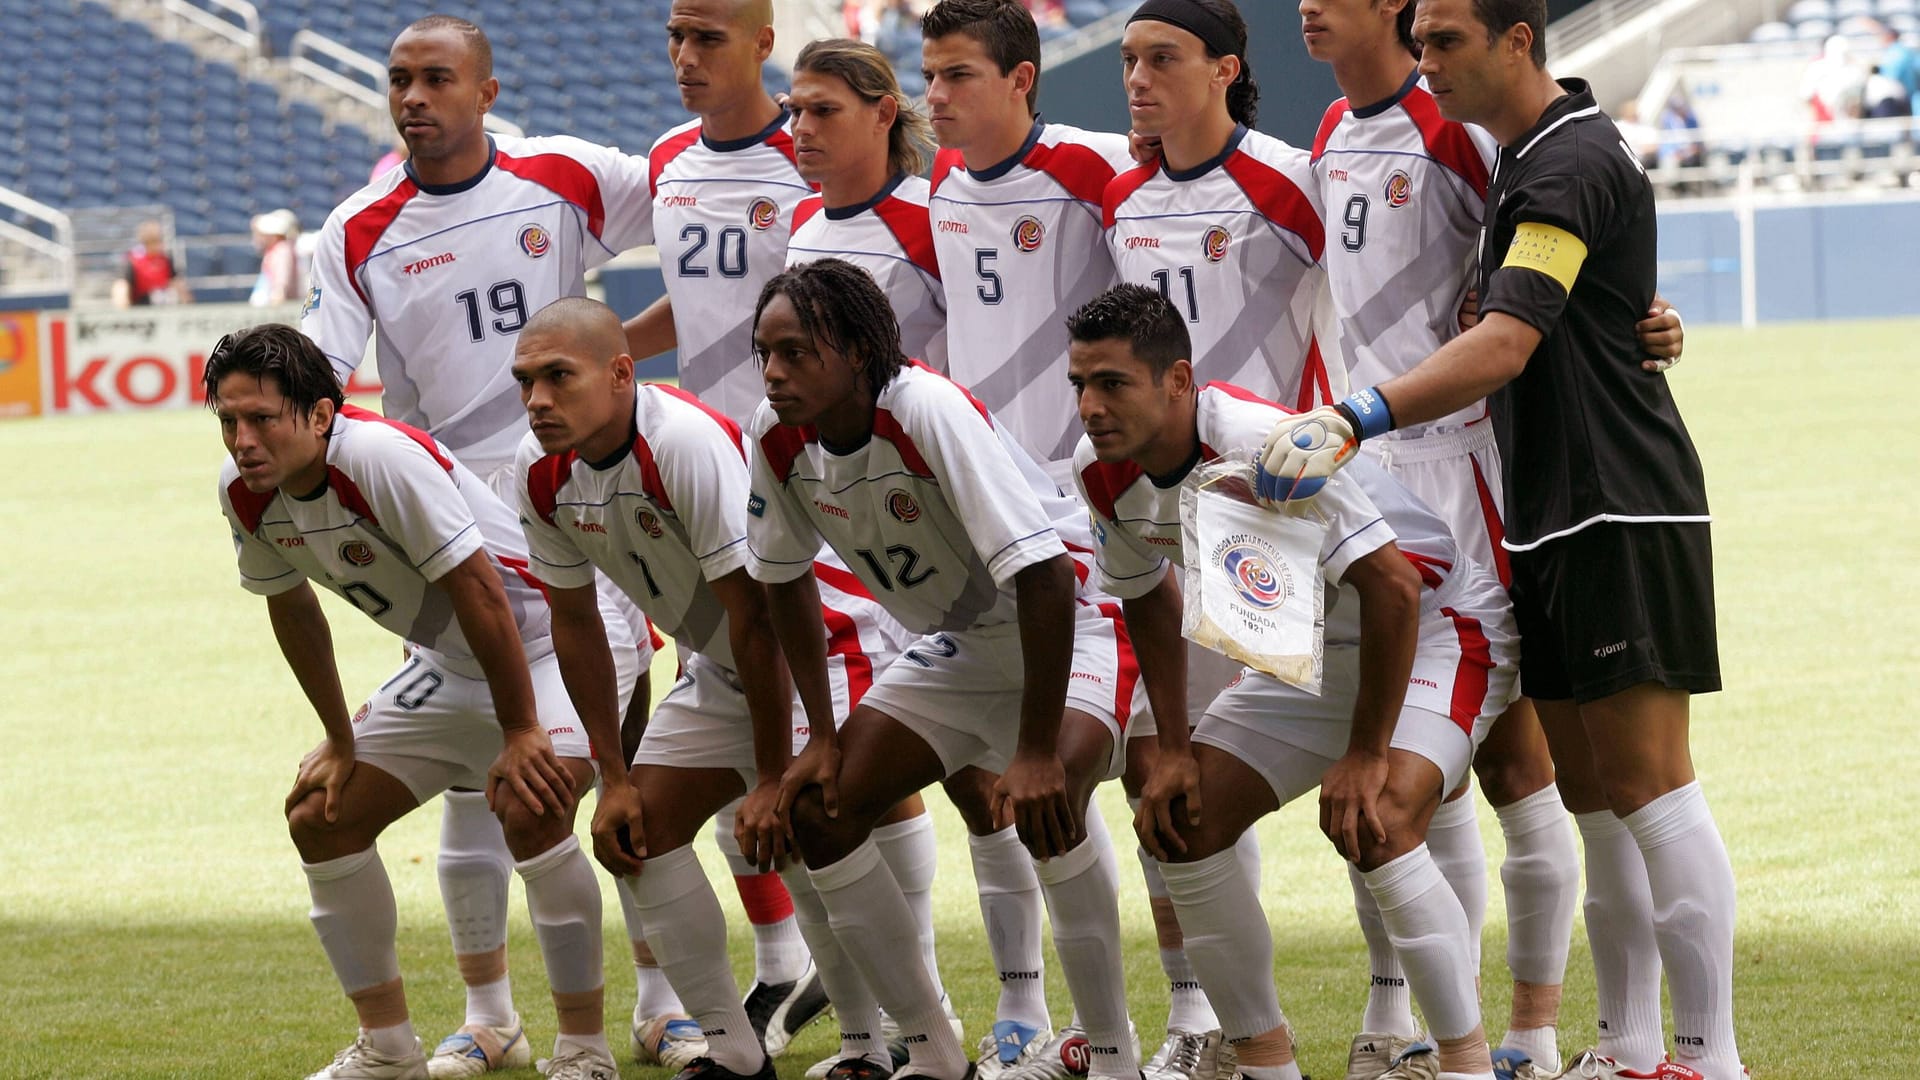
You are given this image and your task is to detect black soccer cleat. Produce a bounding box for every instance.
[669,1054,779,1080]
[824,1057,899,1080]
[744,961,833,1056]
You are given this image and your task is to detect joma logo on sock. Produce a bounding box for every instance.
[1371,975,1406,987]
[842,1031,872,1041]
[1675,1036,1705,1046]
[905,1034,929,1044]
[999,970,1042,981]
[702,1028,727,1037]
[1170,980,1203,991]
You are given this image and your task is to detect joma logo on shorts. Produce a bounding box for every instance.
[1410,677,1439,689]
[1593,640,1627,658]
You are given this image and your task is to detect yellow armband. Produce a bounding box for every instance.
[1502,222,1587,293]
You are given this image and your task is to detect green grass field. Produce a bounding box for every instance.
[2,318,1916,1079]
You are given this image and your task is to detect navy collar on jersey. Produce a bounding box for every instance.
[1507,78,1598,154]
[825,171,908,220]
[1162,124,1248,183]
[702,106,792,153]
[584,413,641,472]
[966,116,1047,182]
[1147,439,1207,489]
[406,136,497,196]
[1350,67,1422,120]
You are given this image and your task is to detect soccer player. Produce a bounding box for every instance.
[299,17,679,1073]
[1104,0,1336,410]
[508,296,919,1080]
[1067,285,1519,1080]
[745,259,1146,1080]
[1256,0,1742,1075]
[209,324,626,1080]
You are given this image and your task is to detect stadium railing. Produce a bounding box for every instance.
[286,29,523,137]
[0,186,76,299]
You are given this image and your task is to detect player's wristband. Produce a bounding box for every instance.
[1337,386,1395,442]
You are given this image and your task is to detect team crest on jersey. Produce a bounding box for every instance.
[635,508,664,538]
[1202,225,1231,263]
[748,197,780,231]
[1385,170,1413,208]
[339,541,376,567]
[1011,215,1045,252]
[886,488,921,524]
[518,224,552,258]
[300,285,322,318]
[1218,540,1292,611]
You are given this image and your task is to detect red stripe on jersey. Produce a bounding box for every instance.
[327,465,379,527]
[871,408,934,479]
[340,404,457,471]
[1223,151,1325,261]
[528,451,578,527]
[819,599,876,709]
[1401,87,1490,200]
[1203,380,1288,410]
[1079,459,1144,522]
[645,615,666,651]
[1441,605,1493,734]
[497,553,551,600]
[872,195,941,279]
[1401,549,1454,589]
[343,178,420,305]
[648,125,703,197]
[792,195,824,234]
[1312,99,1352,163]
[759,424,816,484]
[1103,161,1158,229]
[227,477,276,534]
[905,359,993,423]
[1098,601,1140,729]
[631,431,672,511]
[1469,454,1512,588]
[764,127,805,177]
[928,148,966,196]
[1025,138,1118,206]
[1295,338,1333,412]
[651,382,747,460]
[495,149,607,239]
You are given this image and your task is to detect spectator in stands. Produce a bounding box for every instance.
[1657,90,1705,168]
[1614,99,1662,167]
[1024,0,1067,27]
[249,208,302,307]
[1801,34,1867,122]
[1863,64,1914,117]
[111,220,191,308]
[1875,21,1919,111]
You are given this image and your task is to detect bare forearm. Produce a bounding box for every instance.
[623,294,677,360]
[1347,568,1419,757]
[267,585,352,743]
[550,598,630,775]
[1376,313,1540,430]
[1013,557,1076,756]
[1123,578,1194,756]
[442,557,541,734]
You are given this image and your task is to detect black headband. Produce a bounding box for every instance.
[1127,0,1242,61]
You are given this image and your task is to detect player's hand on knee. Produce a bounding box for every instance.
[777,738,842,829]
[487,727,574,819]
[1134,750,1202,862]
[1637,294,1684,371]
[995,749,1076,861]
[590,771,647,876]
[1255,405,1360,504]
[287,737,356,823]
[1318,750,1390,863]
[737,778,790,872]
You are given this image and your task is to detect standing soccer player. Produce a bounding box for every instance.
[210,325,628,1080]
[746,260,1147,1080]
[1068,285,1518,1080]
[1257,0,1742,1075]
[299,16,670,1075]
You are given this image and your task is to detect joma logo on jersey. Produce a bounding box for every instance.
[1202,225,1231,262]
[813,500,850,520]
[402,251,456,276]
[1144,535,1180,546]
[1385,170,1413,208]
[339,541,376,567]
[662,195,699,208]
[886,489,921,524]
[936,219,969,234]
[352,702,370,724]
[518,224,552,258]
[635,509,664,538]
[572,519,608,534]
[1328,167,1350,181]
[1011,215,1045,252]
[1124,236,1161,249]
[275,536,306,548]
[748,197,780,230]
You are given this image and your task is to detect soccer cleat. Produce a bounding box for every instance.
[1375,1041,1440,1080]
[535,1044,618,1080]
[975,1020,1051,1080]
[817,1057,900,1080]
[634,1013,711,1071]
[745,961,833,1057]
[1001,1022,1138,1080]
[1549,1052,1711,1080]
[1493,1047,1547,1080]
[1141,1029,1225,1080]
[1345,1032,1420,1080]
[669,1054,780,1080]
[307,1033,430,1080]
[426,1018,531,1079]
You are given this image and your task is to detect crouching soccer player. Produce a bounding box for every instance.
[1065,286,1520,1080]
[209,325,627,1080]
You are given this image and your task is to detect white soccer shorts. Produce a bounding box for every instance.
[1362,421,1512,587]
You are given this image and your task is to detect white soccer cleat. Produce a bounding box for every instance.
[634,1012,711,1071]
[1492,1046,1550,1080]
[307,1033,429,1080]
[426,1018,531,1078]
[1346,1032,1422,1080]
[1548,1050,1713,1079]
[975,1021,1053,1080]
[1374,1042,1440,1080]
[1000,1022,1138,1080]
[535,1042,619,1080]
[1142,1028,1226,1080]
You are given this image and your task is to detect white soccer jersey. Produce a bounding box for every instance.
[303,134,656,477]
[1312,73,1499,434]
[649,113,813,423]
[1072,382,1463,647]
[929,121,1133,470]
[787,173,948,372]
[745,363,1095,634]
[1105,126,1338,411]
[220,407,551,679]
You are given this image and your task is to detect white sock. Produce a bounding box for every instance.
[554,1030,615,1062]
[1362,845,1482,1042]
[1428,793,1488,972]
[363,1022,419,1059]
[1348,862,1418,1037]
[811,841,968,1077]
[1132,836,1220,1034]
[1158,847,1288,1047]
[622,845,763,1073]
[874,812,946,1000]
[1623,783,1742,1080]
[1500,1027,1559,1074]
[1573,811,1664,1072]
[783,860,887,1066]
[1032,807,1137,1078]
[968,825,1050,1030]
[304,846,403,1000]
[437,790,515,1027]
[1495,785,1578,1072]
[614,869,687,1018]
[516,836,602,997]
[716,803,811,986]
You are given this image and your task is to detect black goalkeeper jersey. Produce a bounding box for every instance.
[1476,79,1711,549]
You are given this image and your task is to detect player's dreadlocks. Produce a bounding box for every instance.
[203,323,345,417]
[754,258,906,400]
